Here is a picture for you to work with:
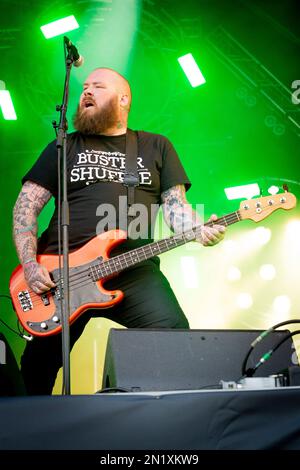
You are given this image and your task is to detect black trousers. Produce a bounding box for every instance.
[21,260,189,395]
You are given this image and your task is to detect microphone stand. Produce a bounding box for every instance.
[52,38,77,395]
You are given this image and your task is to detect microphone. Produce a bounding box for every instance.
[64,36,84,67]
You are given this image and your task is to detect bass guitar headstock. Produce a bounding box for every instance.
[239,191,297,222]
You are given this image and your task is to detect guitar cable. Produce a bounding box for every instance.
[0,294,33,341]
[242,329,300,378]
[240,319,300,378]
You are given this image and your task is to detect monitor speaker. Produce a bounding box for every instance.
[102,328,297,391]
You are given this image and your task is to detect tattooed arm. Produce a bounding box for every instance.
[161,184,226,246]
[13,181,56,294]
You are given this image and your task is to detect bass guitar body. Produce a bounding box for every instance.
[10,230,126,337]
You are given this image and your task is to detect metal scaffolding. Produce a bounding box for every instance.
[206,26,300,137]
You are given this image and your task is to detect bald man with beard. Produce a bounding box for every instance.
[13,68,225,395]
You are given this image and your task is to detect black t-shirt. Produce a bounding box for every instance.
[22,130,191,254]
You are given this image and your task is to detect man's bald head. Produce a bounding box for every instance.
[93,67,132,111]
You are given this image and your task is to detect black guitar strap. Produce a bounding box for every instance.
[124,129,139,226]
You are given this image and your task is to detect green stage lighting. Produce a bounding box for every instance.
[0,89,17,120]
[177,53,206,87]
[41,15,79,39]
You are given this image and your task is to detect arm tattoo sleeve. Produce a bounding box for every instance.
[161,185,202,233]
[13,181,52,264]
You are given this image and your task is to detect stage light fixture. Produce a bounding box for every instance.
[224,183,260,200]
[41,15,79,39]
[0,85,17,120]
[268,185,279,195]
[177,53,206,87]
[236,292,253,309]
[273,295,291,316]
[227,266,241,281]
[253,227,272,246]
[285,219,300,242]
[180,256,199,288]
[259,264,276,281]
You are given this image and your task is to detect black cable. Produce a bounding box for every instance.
[17,317,30,339]
[0,317,22,337]
[0,295,12,300]
[244,330,300,378]
[0,295,22,337]
[241,320,300,377]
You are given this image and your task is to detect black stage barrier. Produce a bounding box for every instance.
[102,329,297,391]
[1,328,300,453]
[1,388,300,450]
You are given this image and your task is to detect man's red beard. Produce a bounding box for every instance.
[73,96,120,135]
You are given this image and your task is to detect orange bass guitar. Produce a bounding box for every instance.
[9,192,296,337]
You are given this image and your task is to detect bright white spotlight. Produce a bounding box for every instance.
[41,15,79,39]
[0,90,17,120]
[224,183,260,200]
[236,293,253,309]
[177,53,206,87]
[0,81,17,120]
[273,295,291,316]
[259,264,276,281]
[253,227,272,246]
[285,220,300,242]
[227,266,241,281]
[180,256,199,288]
[268,185,279,195]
